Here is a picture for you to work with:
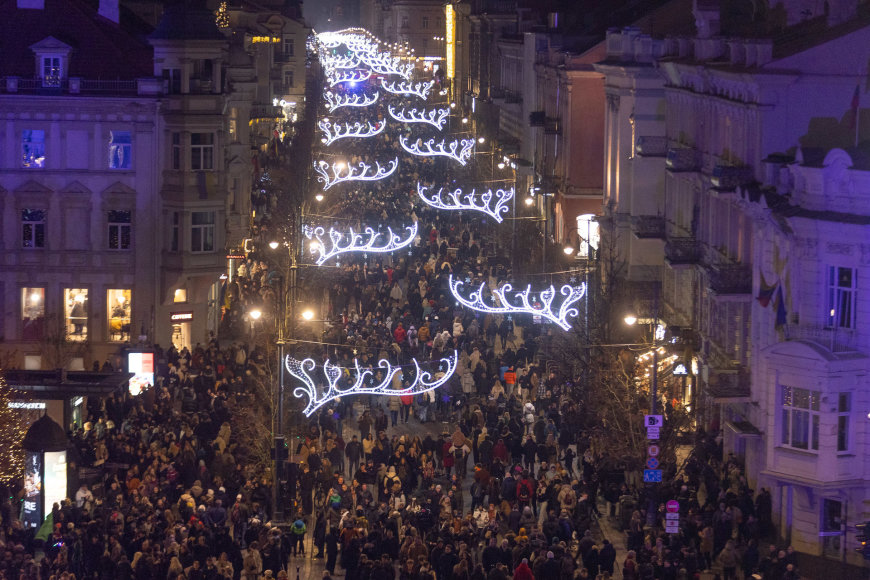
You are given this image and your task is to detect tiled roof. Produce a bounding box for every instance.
[0,0,153,79]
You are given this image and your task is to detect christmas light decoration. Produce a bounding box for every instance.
[448,275,587,331]
[381,79,435,99]
[328,70,372,87]
[215,1,229,28]
[318,119,386,145]
[358,53,414,79]
[322,55,362,72]
[314,158,399,190]
[287,350,459,416]
[416,183,514,223]
[399,135,475,166]
[324,90,380,112]
[0,369,26,482]
[305,222,418,265]
[388,105,449,130]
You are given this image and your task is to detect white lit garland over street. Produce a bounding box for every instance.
[324,90,380,112]
[318,119,386,145]
[388,105,449,130]
[416,183,514,222]
[381,79,435,99]
[327,69,372,87]
[399,135,475,166]
[304,222,418,265]
[313,158,399,190]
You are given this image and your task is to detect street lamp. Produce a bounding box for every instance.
[623,284,660,415]
[301,308,315,321]
[563,245,575,256]
[315,193,324,202]
[269,241,280,250]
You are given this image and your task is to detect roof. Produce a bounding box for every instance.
[149,0,226,42]
[0,0,153,79]
[23,414,67,452]
[6,370,133,400]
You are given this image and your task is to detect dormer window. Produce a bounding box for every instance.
[29,36,72,88]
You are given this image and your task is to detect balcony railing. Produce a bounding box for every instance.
[666,147,700,171]
[665,237,701,264]
[631,215,665,239]
[711,164,754,190]
[707,263,751,294]
[250,104,284,120]
[787,324,858,352]
[544,117,561,134]
[635,136,668,157]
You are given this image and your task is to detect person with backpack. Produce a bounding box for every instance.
[516,472,534,511]
[290,518,306,556]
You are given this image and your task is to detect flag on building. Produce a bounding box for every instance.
[756,272,778,308]
[774,286,788,328]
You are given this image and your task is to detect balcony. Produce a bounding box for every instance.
[707,263,751,295]
[665,237,701,265]
[666,147,700,172]
[711,164,754,190]
[787,324,858,353]
[635,136,668,157]
[250,104,284,120]
[631,215,665,239]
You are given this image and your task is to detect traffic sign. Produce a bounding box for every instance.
[646,457,659,469]
[648,445,660,457]
[665,520,679,534]
[666,500,679,513]
[646,427,660,440]
[644,415,663,428]
[666,512,680,520]
[643,469,662,483]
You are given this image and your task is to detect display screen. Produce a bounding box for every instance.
[23,451,42,529]
[128,352,154,396]
[43,451,66,520]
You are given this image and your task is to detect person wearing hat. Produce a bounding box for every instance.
[290,517,307,556]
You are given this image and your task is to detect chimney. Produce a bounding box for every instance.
[17,0,45,9]
[99,0,120,23]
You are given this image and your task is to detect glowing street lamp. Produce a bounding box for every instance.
[269,241,280,250]
[301,309,315,321]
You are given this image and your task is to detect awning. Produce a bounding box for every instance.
[725,420,761,437]
[6,370,133,400]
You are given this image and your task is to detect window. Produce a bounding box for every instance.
[171,211,180,252]
[108,210,131,250]
[191,211,215,252]
[283,37,294,57]
[42,57,61,87]
[108,131,132,169]
[402,15,409,27]
[21,288,45,341]
[780,386,820,451]
[174,288,187,303]
[22,129,46,168]
[64,288,88,341]
[107,289,131,342]
[21,209,46,248]
[229,108,238,140]
[171,132,182,170]
[827,266,857,329]
[422,16,429,29]
[284,70,295,90]
[837,392,851,452]
[163,68,181,94]
[191,133,214,170]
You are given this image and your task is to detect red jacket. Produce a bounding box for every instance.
[514,562,534,580]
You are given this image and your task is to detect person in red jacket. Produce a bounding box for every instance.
[514,558,534,580]
[393,322,406,343]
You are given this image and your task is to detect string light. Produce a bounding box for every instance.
[399,135,475,166]
[313,158,399,190]
[381,79,434,99]
[318,119,386,145]
[324,90,379,112]
[388,105,449,130]
[327,70,372,87]
[305,222,418,265]
[416,183,514,223]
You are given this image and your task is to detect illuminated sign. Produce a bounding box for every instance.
[306,223,418,265]
[226,254,246,260]
[23,452,42,529]
[287,350,459,416]
[170,312,194,321]
[673,363,688,376]
[43,451,66,523]
[417,183,513,222]
[128,352,154,396]
[445,4,455,79]
[8,401,46,409]
[252,36,281,44]
[449,275,587,331]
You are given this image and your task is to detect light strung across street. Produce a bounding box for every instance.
[399,135,475,166]
[324,90,379,112]
[327,70,372,87]
[287,350,459,416]
[381,79,435,99]
[318,119,386,145]
[448,275,587,331]
[358,52,413,79]
[321,54,361,72]
[304,222,418,265]
[416,183,514,223]
[388,105,449,130]
[314,158,399,190]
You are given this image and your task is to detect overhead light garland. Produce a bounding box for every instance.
[358,53,413,79]
[324,90,379,112]
[388,105,449,130]
[305,222,418,265]
[287,350,459,417]
[318,119,386,145]
[328,70,372,87]
[448,275,587,331]
[399,135,475,166]
[314,158,399,190]
[416,183,514,222]
[322,55,362,71]
[381,79,434,99]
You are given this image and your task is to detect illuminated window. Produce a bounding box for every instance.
[229,108,238,140]
[42,57,61,87]
[174,289,187,303]
[171,132,181,169]
[108,131,132,169]
[107,210,131,250]
[21,209,46,249]
[191,211,215,252]
[191,133,214,170]
[22,130,46,168]
[780,386,820,451]
[107,289,131,342]
[21,288,45,341]
[64,289,89,341]
[827,266,857,329]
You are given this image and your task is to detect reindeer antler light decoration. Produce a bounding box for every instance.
[314,158,399,190]
[381,79,434,99]
[388,105,449,130]
[328,70,372,87]
[416,184,514,223]
[448,275,587,331]
[305,222,418,265]
[324,90,379,112]
[287,351,459,416]
[399,135,475,166]
[318,119,386,145]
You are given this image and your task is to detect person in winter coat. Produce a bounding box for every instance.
[513,558,534,580]
[523,403,535,435]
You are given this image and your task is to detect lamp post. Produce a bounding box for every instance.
[624,283,660,415]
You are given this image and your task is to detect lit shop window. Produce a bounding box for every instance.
[21,288,45,341]
[107,289,131,342]
[108,131,132,169]
[22,130,46,168]
[64,288,89,341]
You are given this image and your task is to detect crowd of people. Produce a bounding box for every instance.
[0,56,806,580]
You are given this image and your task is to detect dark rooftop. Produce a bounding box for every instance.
[149,0,226,42]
